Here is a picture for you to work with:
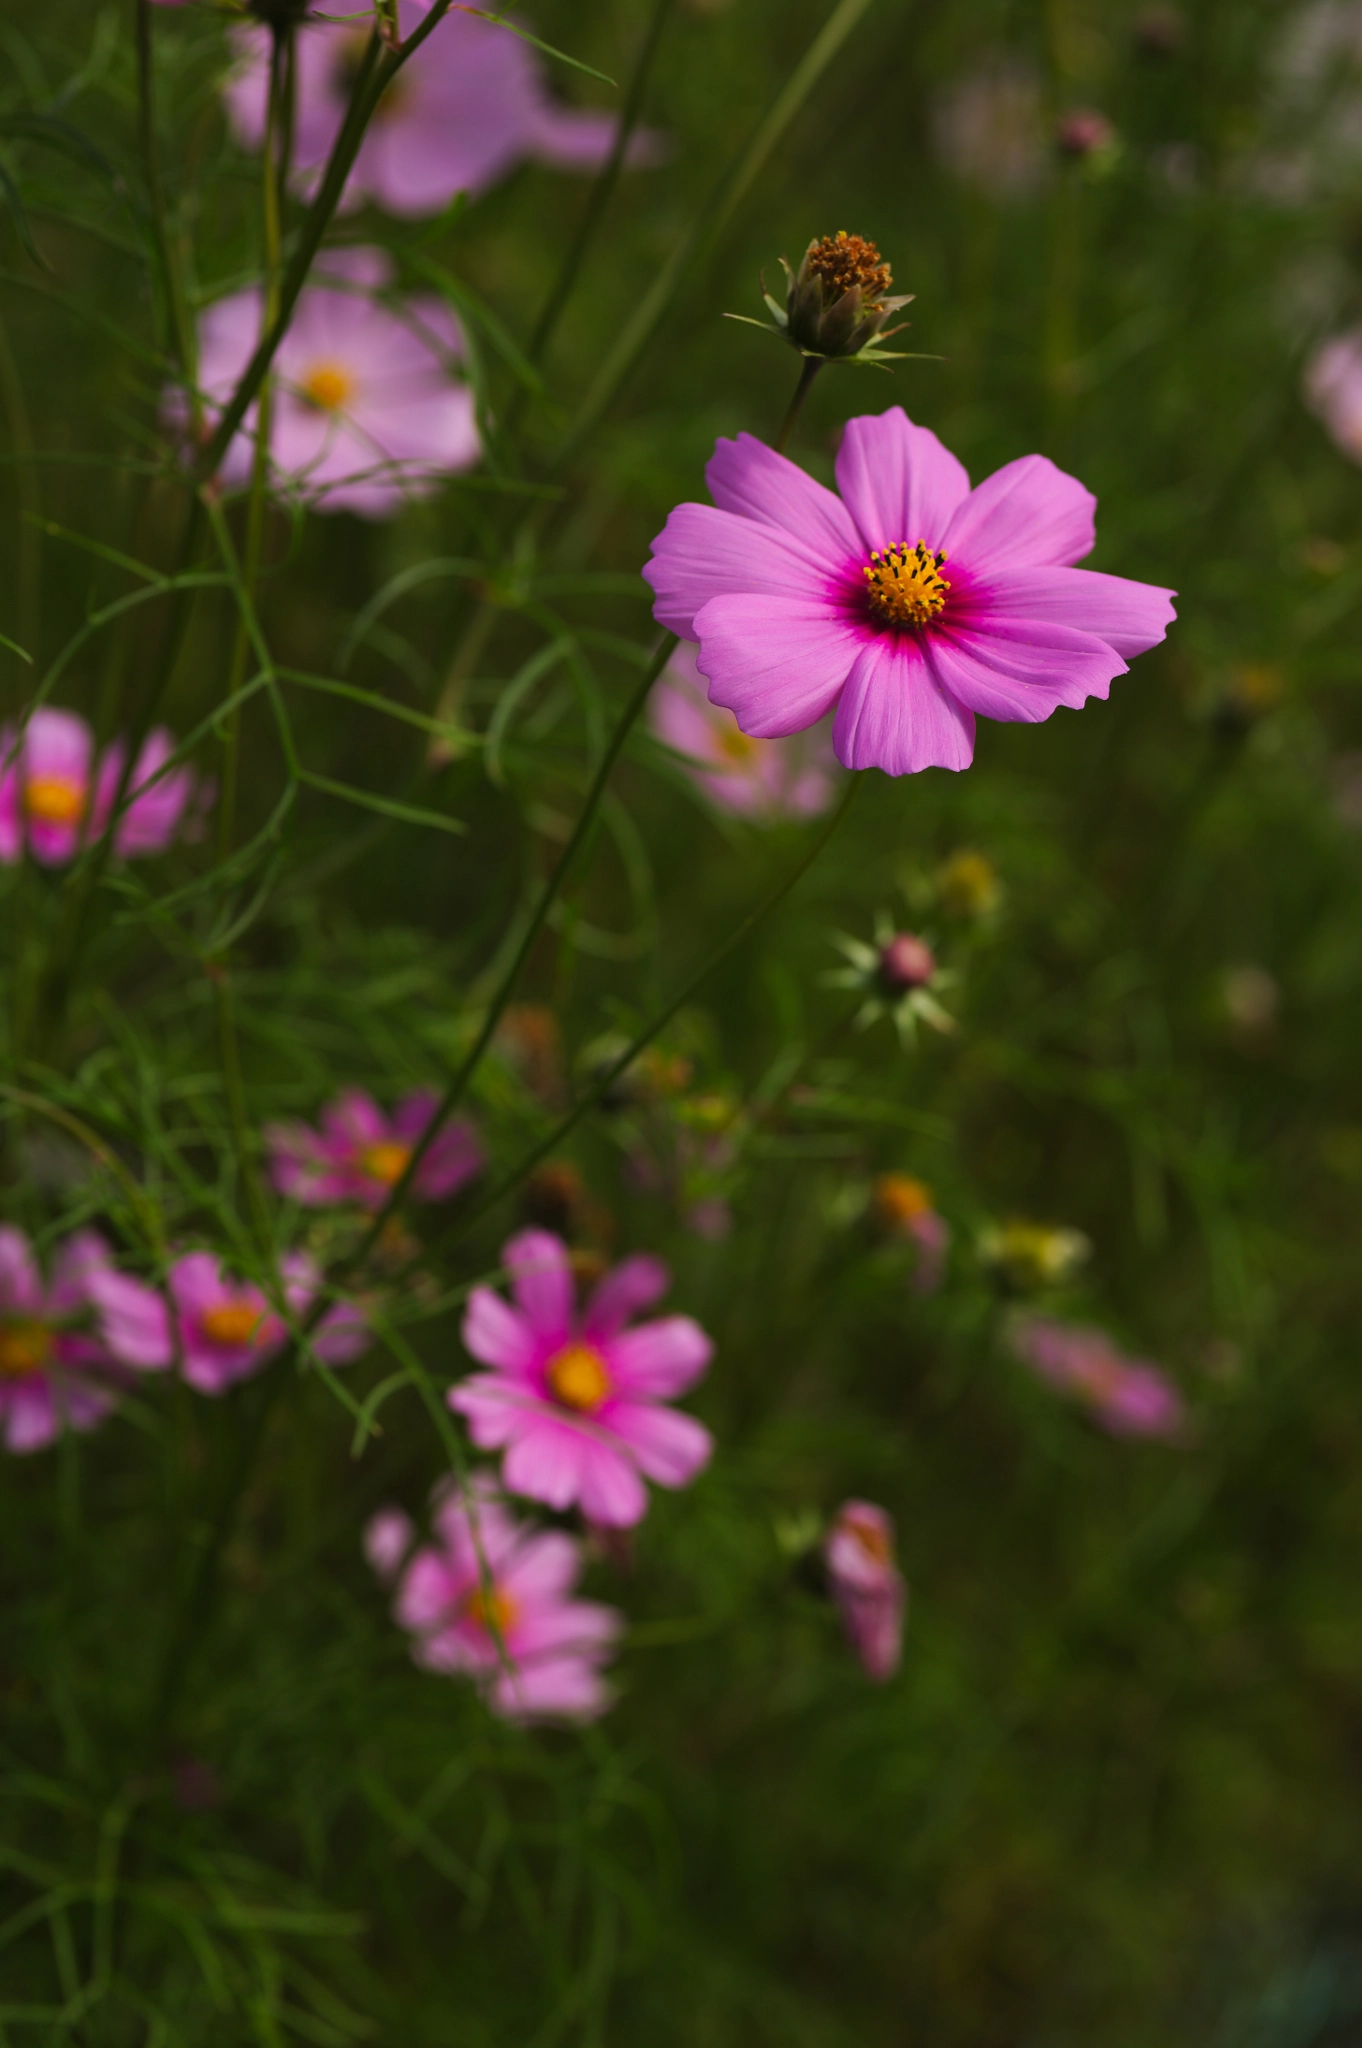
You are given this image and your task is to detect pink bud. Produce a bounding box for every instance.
[877,932,936,994]
[1056,109,1115,159]
[363,1507,416,1586]
[824,1501,907,1682]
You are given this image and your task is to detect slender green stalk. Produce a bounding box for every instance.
[439,774,865,1250]
[136,0,198,412]
[0,305,39,660]
[774,357,823,454]
[345,633,681,1274]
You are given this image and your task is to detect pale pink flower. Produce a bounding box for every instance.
[0,709,200,866]
[1009,1314,1188,1439]
[824,1500,906,1682]
[264,1088,482,1210]
[364,1506,416,1586]
[223,1,659,219]
[643,407,1176,777]
[393,1477,622,1721]
[188,248,479,518]
[451,1229,713,1528]
[167,1249,367,1396]
[1305,329,1362,462]
[0,1227,171,1454]
[650,643,838,818]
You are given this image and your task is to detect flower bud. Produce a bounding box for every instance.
[824,1501,906,1682]
[1055,109,1118,165]
[876,931,936,994]
[734,232,913,366]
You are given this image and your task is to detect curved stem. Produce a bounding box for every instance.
[774,357,822,455]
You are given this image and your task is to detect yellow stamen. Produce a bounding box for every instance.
[300,361,355,412]
[545,1341,611,1414]
[24,775,86,826]
[862,541,951,628]
[199,1302,267,1349]
[717,725,758,763]
[360,1141,412,1186]
[464,1584,518,1638]
[0,1320,52,1378]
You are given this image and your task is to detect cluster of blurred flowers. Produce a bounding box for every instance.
[1,709,203,865]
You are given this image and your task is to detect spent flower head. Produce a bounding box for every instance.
[826,910,956,1046]
[731,230,913,366]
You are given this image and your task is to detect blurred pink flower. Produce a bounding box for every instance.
[824,1499,906,1681]
[223,2,660,218]
[1305,329,1362,462]
[870,1174,950,1294]
[265,1088,482,1210]
[1009,1314,1188,1439]
[188,248,479,518]
[644,407,1176,777]
[167,1250,367,1396]
[650,644,838,818]
[0,1227,171,1454]
[451,1228,713,1527]
[393,1477,622,1721]
[0,709,200,867]
[364,1506,416,1586]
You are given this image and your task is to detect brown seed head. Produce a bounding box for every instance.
[805,232,893,306]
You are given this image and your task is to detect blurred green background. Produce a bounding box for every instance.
[5,0,1362,2041]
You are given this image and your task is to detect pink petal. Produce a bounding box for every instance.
[835,410,972,554]
[926,617,1124,722]
[942,453,1097,571]
[512,1597,623,1659]
[501,1413,590,1511]
[498,1527,581,1605]
[167,1251,226,1319]
[0,1227,42,1317]
[323,1089,388,1147]
[395,1549,457,1635]
[47,1229,112,1315]
[607,1402,712,1488]
[363,1506,415,1586]
[644,502,840,641]
[831,635,976,775]
[502,1228,574,1336]
[448,1374,533,1448]
[461,1288,539,1379]
[574,1441,649,1527]
[85,1270,173,1370]
[584,1254,670,1339]
[693,596,858,737]
[604,1315,713,1398]
[2,1380,61,1453]
[489,1653,613,1721]
[705,432,863,558]
[969,565,1176,660]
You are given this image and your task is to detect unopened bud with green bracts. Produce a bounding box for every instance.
[727,231,915,367]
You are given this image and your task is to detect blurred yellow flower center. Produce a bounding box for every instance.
[546,1341,611,1413]
[200,1302,266,1349]
[0,1320,52,1378]
[464,1583,518,1638]
[300,361,355,412]
[24,775,86,825]
[361,1141,412,1186]
[872,1172,934,1225]
[863,541,951,628]
[847,1517,892,1565]
[716,724,758,763]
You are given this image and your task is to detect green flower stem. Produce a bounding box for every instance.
[774,357,823,454]
[437,773,866,1254]
[343,631,682,1278]
[136,0,198,416]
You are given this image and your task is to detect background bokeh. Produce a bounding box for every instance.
[4,0,1362,2041]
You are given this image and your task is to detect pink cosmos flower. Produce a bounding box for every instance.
[650,643,838,819]
[643,406,1176,776]
[223,2,658,219]
[0,1227,172,1454]
[1009,1314,1188,1440]
[364,1506,416,1587]
[264,1088,483,1210]
[1305,329,1362,463]
[451,1228,713,1527]
[188,248,479,518]
[393,1477,622,1721]
[167,1250,368,1396]
[824,1499,906,1682]
[0,709,200,866]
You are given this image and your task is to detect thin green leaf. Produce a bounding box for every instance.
[295,770,468,836]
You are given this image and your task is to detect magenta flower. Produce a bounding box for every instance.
[265,1088,482,1211]
[393,1478,622,1721]
[1009,1314,1188,1440]
[1305,329,1362,463]
[189,248,479,518]
[650,644,838,819]
[824,1499,906,1682]
[451,1229,713,1528]
[223,2,659,219]
[167,1250,367,1396]
[0,709,201,866]
[643,407,1176,776]
[0,1227,172,1454]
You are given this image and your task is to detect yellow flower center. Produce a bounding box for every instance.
[872,1172,934,1226]
[545,1341,611,1413]
[24,775,87,826]
[0,1320,52,1378]
[199,1302,267,1349]
[300,361,356,412]
[862,541,951,628]
[847,1517,893,1566]
[464,1583,518,1638]
[717,724,758,763]
[360,1141,412,1186]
